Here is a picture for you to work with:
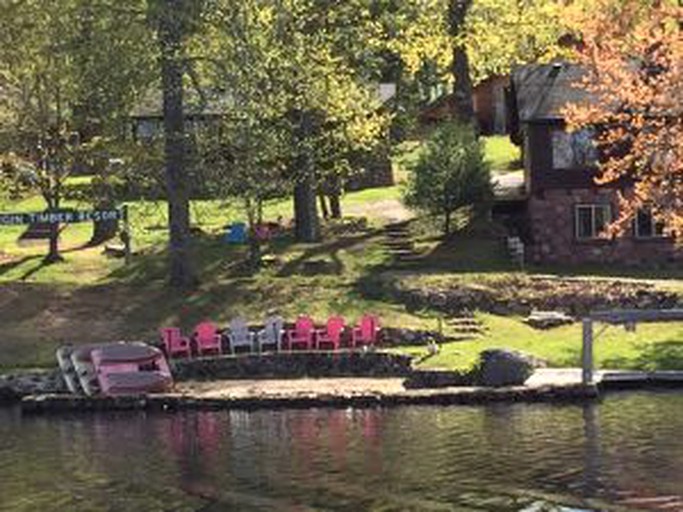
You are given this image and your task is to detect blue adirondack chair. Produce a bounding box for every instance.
[225,222,247,244]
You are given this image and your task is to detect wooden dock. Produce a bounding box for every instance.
[527,368,683,389]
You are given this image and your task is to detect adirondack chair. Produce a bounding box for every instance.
[194,322,223,357]
[160,327,191,358]
[315,316,345,350]
[227,317,254,354]
[256,315,284,352]
[285,315,315,350]
[351,315,380,348]
[225,222,247,244]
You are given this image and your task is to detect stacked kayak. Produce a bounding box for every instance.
[56,342,173,396]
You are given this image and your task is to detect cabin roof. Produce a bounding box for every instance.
[511,63,591,123]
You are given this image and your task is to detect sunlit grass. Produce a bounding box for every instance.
[396,313,683,372]
[483,135,521,172]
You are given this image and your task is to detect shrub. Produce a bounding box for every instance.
[403,122,492,235]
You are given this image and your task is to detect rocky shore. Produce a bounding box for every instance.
[21,382,599,414]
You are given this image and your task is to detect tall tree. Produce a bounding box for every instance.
[0,0,151,263]
[464,0,569,83]
[563,0,683,234]
[195,0,388,243]
[149,0,197,287]
[448,0,475,123]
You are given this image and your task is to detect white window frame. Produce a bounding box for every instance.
[575,204,612,240]
[634,208,667,239]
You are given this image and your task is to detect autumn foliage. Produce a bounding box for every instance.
[564,0,683,236]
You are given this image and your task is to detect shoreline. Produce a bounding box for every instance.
[6,366,683,415]
[20,381,599,414]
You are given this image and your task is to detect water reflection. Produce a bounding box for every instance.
[2,392,683,511]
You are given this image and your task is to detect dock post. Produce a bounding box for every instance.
[582,318,594,385]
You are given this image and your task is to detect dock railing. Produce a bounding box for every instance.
[581,309,683,385]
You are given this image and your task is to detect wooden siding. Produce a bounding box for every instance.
[526,121,601,192]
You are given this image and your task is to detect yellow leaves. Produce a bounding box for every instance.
[465,0,570,83]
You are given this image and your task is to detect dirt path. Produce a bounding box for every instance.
[344,198,413,223]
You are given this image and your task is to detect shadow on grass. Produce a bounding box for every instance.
[413,235,516,273]
[0,255,43,278]
[601,340,683,371]
[276,230,379,278]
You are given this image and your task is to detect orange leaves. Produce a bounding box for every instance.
[563,0,683,235]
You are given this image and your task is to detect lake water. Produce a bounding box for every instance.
[1,391,683,511]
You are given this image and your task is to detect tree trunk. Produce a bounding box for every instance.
[444,210,451,237]
[448,0,475,125]
[45,221,62,264]
[294,174,320,242]
[319,192,330,220]
[329,193,341,219]
[292,110,320,242]
[246,198,261,269]
[329,174,342,219]
[159,0,195,287]
[44,194,63,264]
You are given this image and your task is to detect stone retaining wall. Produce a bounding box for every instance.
[0,370,66,404]
[172,351,414,381]
[373,274,681,317]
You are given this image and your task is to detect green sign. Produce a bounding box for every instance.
[0,209,125,226]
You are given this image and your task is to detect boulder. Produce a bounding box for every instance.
[477,349,545,387]
[524,311,574,329]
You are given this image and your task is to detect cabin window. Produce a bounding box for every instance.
[575,204,611,239]
[135,119,160,141]
[634,208,666,238]
[552,128,597,169]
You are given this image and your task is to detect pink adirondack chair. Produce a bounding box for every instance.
[315,316,345,350]
[285,315,315,350]
[351,315,380,348]
[160,327,191,358]
[194,321,223,356]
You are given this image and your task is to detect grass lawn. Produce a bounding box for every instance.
[1,180,682,373]
[391,135,521,181]
[482,135,522,172]
[398,313,683,372]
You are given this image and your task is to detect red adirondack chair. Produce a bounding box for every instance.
[160,327,191,358]
[285,315,315,350]
[194,321,223,356]
[351,315,380,348]
[315,316,346,350]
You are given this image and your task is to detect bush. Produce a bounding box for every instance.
[403,122,492,235]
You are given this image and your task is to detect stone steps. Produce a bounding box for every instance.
[381,240,414,250]
[446,316,487,338]
[382,221,421,265]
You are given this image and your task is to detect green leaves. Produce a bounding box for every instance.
[403,122,492,234]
